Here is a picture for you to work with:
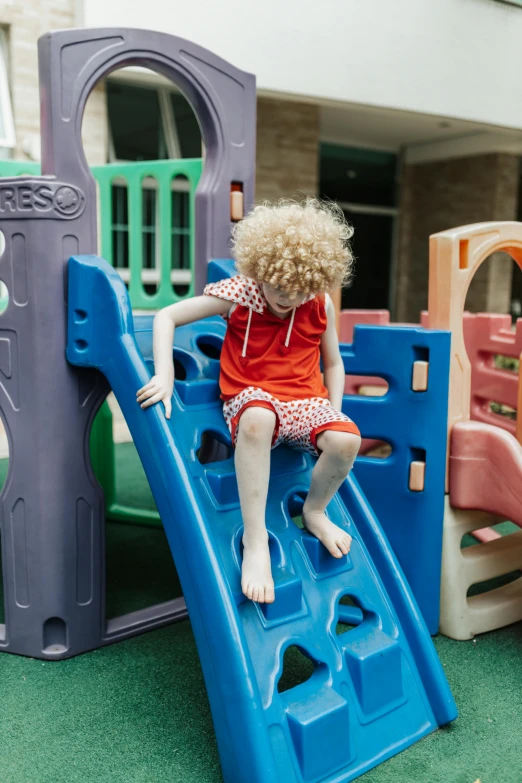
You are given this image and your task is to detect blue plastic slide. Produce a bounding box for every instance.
[67,255,456,783]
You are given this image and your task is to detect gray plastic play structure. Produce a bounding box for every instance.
[0,29,459,783]
[0,27,255,658]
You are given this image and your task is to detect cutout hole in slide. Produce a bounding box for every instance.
[197,430,233,464]
[196,334,223,360]
[287,492,306,530]
[277,645,317,694]
[335,594,365,636]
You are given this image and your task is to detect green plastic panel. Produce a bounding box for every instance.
[93,159,202,309]
[0,158,203,310]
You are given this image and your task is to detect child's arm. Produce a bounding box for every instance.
[136,295,233,418]
[320,295,346,411]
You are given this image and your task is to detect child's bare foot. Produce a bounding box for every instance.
[241,532,275,603]
[302,508,352,558]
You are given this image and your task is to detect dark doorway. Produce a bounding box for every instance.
[319,143,398,310]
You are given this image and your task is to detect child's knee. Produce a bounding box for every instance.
[237,406,277,444]
[317,430,361,461]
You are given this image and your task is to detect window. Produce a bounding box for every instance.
[0,29,15,155]
[319,143,398,311]
[107,80,202,162]
[169,93,202,159]
[106,78,202,293]
[107,82,168,161]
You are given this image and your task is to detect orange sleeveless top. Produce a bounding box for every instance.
[203,276,329,402]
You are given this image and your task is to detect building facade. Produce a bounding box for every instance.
[2,0,522,319]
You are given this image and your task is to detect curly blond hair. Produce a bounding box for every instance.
[231,197,354,294]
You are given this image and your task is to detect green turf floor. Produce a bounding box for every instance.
[0,446,521,783]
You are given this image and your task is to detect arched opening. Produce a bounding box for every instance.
[82,64,204,623]
[83,67,203,304]
[464,253,522,431]
[465,251,521,319]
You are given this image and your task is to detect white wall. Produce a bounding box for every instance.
[82,0,522,130]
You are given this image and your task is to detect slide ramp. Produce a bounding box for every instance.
[67,255,456,783]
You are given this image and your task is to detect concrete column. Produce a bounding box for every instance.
[255,96,319,202]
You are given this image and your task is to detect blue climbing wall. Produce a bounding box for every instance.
[342,326,450,634]
[67,254,456,783]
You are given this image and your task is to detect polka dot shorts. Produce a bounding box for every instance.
[222,387,360,456]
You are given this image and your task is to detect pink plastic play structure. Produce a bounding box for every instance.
[342,310,521,437]
[340,310,390,455]
[463,313,522,443]
[451,420,522,527]
[341,222,522,639]
[341,309,522,544]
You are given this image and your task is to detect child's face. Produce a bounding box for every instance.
[262,282,307,316]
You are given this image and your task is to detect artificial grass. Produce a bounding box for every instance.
[0,446,520,782]
[114,441,158,513]
[106,442,182,618]
[0,602,520,782]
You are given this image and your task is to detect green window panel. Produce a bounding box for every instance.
[0,158,203,310]
[107,82,168,162]
[93,159,202,308]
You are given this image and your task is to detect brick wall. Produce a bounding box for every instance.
[396,153,520,322]
[255,97,319,203]
[1,0,107,166]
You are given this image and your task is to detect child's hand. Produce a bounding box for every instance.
[136,375,173,419]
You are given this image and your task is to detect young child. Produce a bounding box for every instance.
[136,198,361,605]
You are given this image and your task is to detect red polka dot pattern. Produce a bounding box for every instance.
[203,275,317,317]
[223,387,360,456]
[203,276,266,313]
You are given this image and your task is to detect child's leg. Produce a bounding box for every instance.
[234,406,277,603]
[303,429,361,557]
